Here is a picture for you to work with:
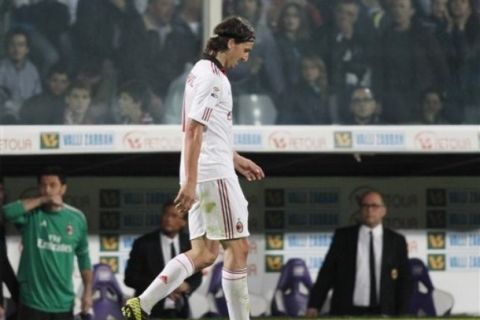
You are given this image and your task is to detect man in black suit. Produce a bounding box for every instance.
[124,200,202,319]
[0,178,19,320]
[307,190,411,317]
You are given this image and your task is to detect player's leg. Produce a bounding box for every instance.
[222,238,250,320]
[123,192,219,320]
[217,177,251,320]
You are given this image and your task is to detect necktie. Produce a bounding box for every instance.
[170,242,177,259]
[369,231,377,306]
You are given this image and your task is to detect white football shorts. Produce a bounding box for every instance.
[189,177,249,240]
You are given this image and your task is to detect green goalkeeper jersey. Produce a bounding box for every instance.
[2,200,91,312]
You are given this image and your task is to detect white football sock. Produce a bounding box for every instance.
[139,253,195,314]
[222,267,250,320]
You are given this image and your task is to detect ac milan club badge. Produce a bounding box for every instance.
[236,220,244,233]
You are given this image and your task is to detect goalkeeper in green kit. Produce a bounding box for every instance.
[1,166,92,320]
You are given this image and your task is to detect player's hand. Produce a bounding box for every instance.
[81,289,93,314]
[0,306,5,317]
[46,194,63,206]
[234,154,265,181]
[174,183,196,215]
[305,307,319,318]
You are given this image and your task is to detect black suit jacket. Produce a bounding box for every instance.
[124,229,202,318]
[0,223,18,306]
[308,224,411,316]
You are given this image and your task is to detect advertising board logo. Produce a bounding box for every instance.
[265,211,285,229]
[268,131,289,150]
[426,210,446,229]
[40,132,59,149]
[265,189,284,207]
[266,233,284,250]
[100,234,120,251]
[0,137,33,152]
[428,232,446,249]
[415,131,473,151]
[334,131,352,148]
[123,131,181,151]
[428,254,445,271]
[99,189,121,208]
[426,189,446,207]
[99,256,119,273]
[123,131,144,149]
[265,255,283,272]
[99,211,120,230]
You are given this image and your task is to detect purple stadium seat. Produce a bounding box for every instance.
[271,258,313,316]
[409,258,454,316]
[91,263,124,320]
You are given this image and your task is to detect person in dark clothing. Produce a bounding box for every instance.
[0,177,20,320]
[19,63,70,124]
[373,0,448,123]
[343,86,384,125]
[306,191,411,317]
[124,201,202,318]
[437,0,480,123]
[277,54,331,124]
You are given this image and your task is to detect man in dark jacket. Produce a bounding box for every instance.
[306,190,411,317]
[124,200,202,318]
[0,177,20,320]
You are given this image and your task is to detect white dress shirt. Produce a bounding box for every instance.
[353,224,383,306]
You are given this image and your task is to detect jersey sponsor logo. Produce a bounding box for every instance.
[40,132,60,149]
[37,238,73,253]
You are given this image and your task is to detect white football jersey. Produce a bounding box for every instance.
[180,58,237,183]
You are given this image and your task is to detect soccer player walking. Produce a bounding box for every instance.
[122,16,264,320]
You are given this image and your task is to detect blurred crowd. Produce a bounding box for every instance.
[0,0,479,125]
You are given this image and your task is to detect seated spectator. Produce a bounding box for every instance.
[344,86,384,125]
[63,80,94,125]
[419,88,449,124]
[274,2,315,88]
[19,63,70,124]
[276,55,331,124]
[0,28,42,114]
[76,59,115,124]
[116,80,154,124]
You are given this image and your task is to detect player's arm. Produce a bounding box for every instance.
[174,119,204,215]
[233,152,265,181]
[80,269,93,313]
